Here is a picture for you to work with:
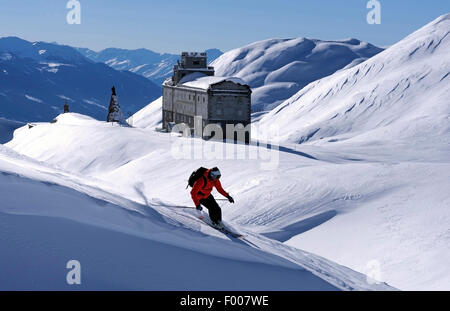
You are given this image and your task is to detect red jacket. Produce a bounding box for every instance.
[191,169,229,206]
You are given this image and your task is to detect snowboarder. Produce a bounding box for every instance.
[190,167,234,228]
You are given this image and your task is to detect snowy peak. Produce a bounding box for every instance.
[0,37,89,64]
[212,37,383,111]
[258,14,450,145]
[386,13,450,63]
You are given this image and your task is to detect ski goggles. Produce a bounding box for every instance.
[210,170,221,179]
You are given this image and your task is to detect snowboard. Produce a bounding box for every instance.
[166,204,251,241]
[197,213,244,238]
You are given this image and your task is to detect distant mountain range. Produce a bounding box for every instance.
[77,47,223,85]
[0,37,161,122]
[212,38,383,112]
[0,35,382,123]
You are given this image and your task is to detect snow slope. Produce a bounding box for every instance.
[257,14,450,146]
[252,14,450,290]
[0,163,336,290]
[127,97,163,129]
[212,37,382,112]
[0,113,394,290]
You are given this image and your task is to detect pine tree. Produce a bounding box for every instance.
[107,86,122,123]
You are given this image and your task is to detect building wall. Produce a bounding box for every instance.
[162,85,208,129]
[162,81,251,143]
[208,81,251,122]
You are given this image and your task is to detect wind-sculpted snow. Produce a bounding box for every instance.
[258,14,450,146]
[212,37,383,112]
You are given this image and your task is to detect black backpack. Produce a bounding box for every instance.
[187,167,208,188]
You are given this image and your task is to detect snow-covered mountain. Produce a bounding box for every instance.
[129,38,382,129]
[77,47,223,85]
[0,37,161,122]
[212,38,383,112]
[257,14,450,146]
[120,14,450,290]
[249,14,450,290]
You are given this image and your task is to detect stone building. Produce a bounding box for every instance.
[162,52,251,142]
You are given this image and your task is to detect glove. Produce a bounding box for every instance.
[227,195,234,203]
[196,204,202,211]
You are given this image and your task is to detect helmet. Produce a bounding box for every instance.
[209,167,221,179]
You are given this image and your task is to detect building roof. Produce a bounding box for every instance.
[164,72,248,90]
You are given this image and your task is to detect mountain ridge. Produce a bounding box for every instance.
[212,37,383,112]
[77,47,223,85]
[0,37,161,122]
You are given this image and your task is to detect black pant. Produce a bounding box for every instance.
[199,195,222,224]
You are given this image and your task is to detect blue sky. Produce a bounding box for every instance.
[0,0,449,53]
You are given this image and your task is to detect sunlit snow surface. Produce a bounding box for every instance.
[1,14,449,291]
[0,113,393,290]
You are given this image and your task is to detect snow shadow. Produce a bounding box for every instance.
[249,140,319,160]
[263,210,337,242]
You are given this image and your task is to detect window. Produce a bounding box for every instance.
[193,60,200,65]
